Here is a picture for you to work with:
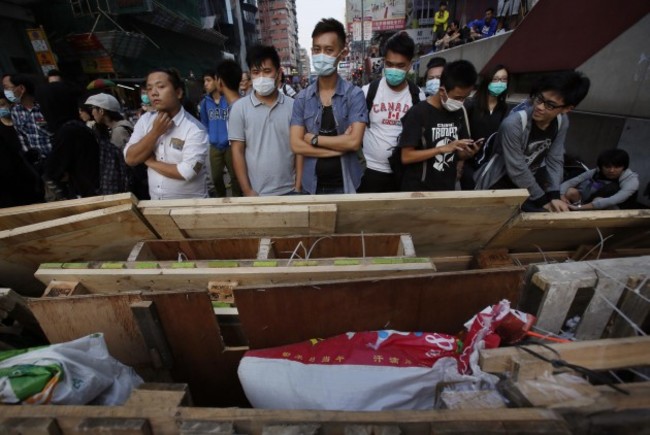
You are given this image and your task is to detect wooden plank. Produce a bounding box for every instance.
[27,292,151,368]
[171,205,312,238]
[125,383,192,408]
[139,190,528,256]
[140,208,184,239]
[0,204,157,297]
[479,336,650,375]
[131,301,174,369]
[308,204,337,234]
[234,268,524,349]
[0,193,135,230]
[34,262,437,294]
[398,234,416,257]
[609,276,650,338]
[76,418,152,434]
[268,234,408,259]
[0,418,62,435]
[42,281,88,297]
[486,210,650,252]
[575,276,626,340]
[128,238,262,262]
[0,407,567,435]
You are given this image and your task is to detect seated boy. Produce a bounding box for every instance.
[561,149,639,210]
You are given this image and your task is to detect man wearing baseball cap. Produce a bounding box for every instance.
[85,93,133,150]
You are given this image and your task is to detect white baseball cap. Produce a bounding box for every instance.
[85,93,121,112]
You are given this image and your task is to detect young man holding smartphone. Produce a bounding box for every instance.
[397,60,479,192]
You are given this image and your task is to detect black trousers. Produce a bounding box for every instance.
[358,168,399,193]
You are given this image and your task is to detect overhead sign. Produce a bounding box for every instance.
[26,27,58,75]
[404,28,434,45]
[347,0,406,32]
[351,17,373,42]
[107,0,154,14]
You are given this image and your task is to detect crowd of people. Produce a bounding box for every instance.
[1,17,641,212]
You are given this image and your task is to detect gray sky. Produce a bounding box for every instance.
[296,0,347,53]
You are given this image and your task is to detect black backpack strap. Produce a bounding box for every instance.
[407,80,421,106]
[365,79,381,113]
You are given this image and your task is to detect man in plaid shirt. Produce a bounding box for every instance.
[2,74,53,164]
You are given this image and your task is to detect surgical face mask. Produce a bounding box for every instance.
[441,88,464,112]
[312,53,339,77]
[141,94,151,105]
[252,76,277,96]
[0,107,10,118]
[488,82,507,96]
[4,89,18,104]
[425,78,440,95]
[384,68,407,87]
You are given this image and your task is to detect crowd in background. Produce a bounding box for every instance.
[0,16,643,212]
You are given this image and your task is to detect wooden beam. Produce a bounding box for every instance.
[0,418,62,435]
[480,336,650,375]
[130,301,174,369]
[125,383,192,408]
[0,193,135,230]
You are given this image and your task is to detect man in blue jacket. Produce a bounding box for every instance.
[467,8,498,41]
[200,69,240,197]
[290,18,368,194]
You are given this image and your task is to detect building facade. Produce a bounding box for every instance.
[257,0,300,75]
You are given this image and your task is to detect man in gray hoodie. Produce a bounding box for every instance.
[474,71,590,212]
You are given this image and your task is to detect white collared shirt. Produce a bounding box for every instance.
[125,107,209,200]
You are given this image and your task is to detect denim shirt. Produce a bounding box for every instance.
[290,75,368,194]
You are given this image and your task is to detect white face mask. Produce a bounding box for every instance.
[441,88,464,112]
[252,76,277,97]
[4,89,18,103]
[425,78,440,95]
[312,53,339,77]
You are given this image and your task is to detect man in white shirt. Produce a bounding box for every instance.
[358,32,426,193]
[124,68,209,200]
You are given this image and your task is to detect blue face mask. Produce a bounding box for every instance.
[141,93,151,105]
[4,90,18,103]
[384,68,407,87]
[488,82,507,96]
[0,108,10,118]
[425,78,440,96]
[312,53,339,77]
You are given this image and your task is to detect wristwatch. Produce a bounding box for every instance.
[311,134,319,147]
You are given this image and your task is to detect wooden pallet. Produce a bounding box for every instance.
[518,256,650,340]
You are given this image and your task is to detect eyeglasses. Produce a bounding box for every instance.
[533,93,566,111]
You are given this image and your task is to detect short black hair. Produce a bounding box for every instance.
[486,7,495,13]
[427,57,446,70]
[147,68,184,91]
[531,70,590,107]
[203,69,217,79]
[597,149,630,170]
[440,60,477,92]
[312,18,346,50]
[10,74,36,96]
[450,19,460,28]
[384,32,415,60]
[216,59,243,92]
[47,69,61,77]
[440,1,448,7]
[246,45,281,71]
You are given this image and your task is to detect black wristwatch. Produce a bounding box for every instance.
[311,134,319,147]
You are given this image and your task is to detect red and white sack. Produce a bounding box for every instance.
[238,300,511,410]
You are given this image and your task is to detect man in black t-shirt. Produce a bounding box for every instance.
[398,60,478,191]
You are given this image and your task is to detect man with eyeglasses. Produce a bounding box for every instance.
[290,18,368,194]
[475,71,591,212]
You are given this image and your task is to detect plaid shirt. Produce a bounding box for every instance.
[11,103,53,157]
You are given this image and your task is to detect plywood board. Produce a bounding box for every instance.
[27,290,246,407]
[0,204,157,296]
[234,268,525,349]
[34,259,436,293]
[486,209,650,252]
[0,193,135,230]
[139,190,528,256]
